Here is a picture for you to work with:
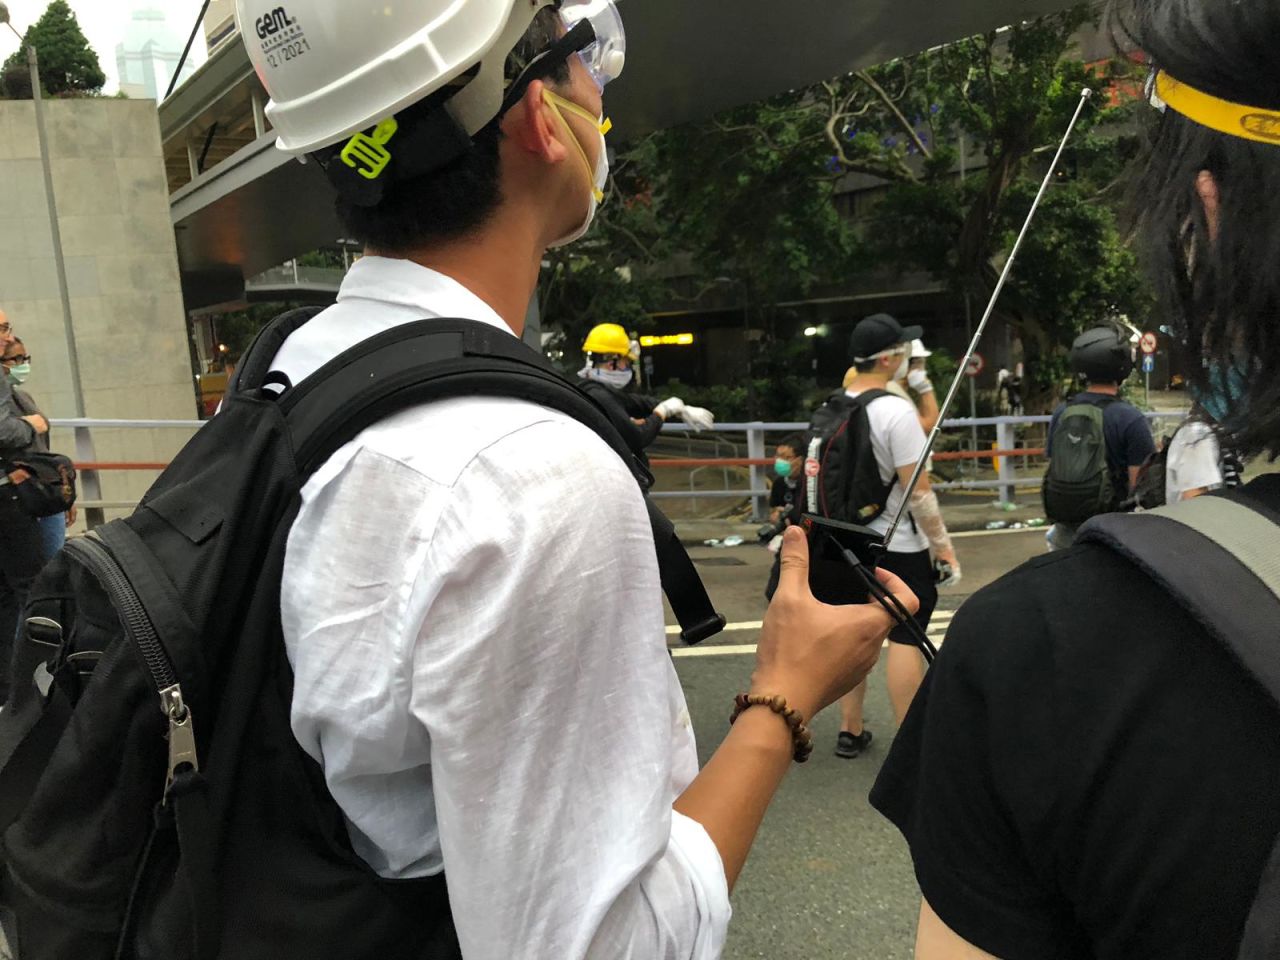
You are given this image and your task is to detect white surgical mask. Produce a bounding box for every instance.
[587,366,632,389]
[544,89,611,249]
[893,355,909,382]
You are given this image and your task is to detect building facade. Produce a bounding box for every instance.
[116,5,202,101]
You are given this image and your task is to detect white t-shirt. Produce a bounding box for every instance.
[268,256,730,959]
[1165,420,1224,503]
[847,389,930,554]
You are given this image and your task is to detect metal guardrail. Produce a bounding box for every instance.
[50,412,1188,523]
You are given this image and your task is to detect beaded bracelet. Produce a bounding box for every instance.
[729,693,814,763]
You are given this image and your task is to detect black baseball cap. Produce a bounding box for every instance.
[849,313,924,361]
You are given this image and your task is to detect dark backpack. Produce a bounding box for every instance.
[1043,397,1117,524]
[1079,492,1280,960]
[804,389,895,526]
[0,311,723,960]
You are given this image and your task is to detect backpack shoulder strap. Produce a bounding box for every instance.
[1079,493,1280,704]
[231,306,327,393]
[1078,493,1280,960]
[279,318,724,645]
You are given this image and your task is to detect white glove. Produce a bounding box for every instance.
[655,397,685,419]
[907,368,933,394]
[935,558,963,588]
[681,406,715,431]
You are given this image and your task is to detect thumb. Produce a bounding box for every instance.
[776,525,815,599]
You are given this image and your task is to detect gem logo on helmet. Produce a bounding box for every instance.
[256,6,294,39]
[1241,113,1280,142]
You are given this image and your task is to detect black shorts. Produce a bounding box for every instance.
[767,548,938,646]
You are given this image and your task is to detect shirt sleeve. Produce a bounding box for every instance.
[870,571,1084,959]
[409,420,730,959]
[0,378,36,453]
[884,399,928,470]
[769,477,785,508]
[1123,409,1157,467]
[635,411,664,447]
[1166,421,1222,501]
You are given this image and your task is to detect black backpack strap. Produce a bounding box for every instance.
[279,318,724,645]
[1078,494,1280,960]
[230,306,327,394]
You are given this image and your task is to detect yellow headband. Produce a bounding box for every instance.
[1154,71,1280,146]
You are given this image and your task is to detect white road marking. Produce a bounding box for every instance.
[952,526,1045,539]
[667,610,957,641]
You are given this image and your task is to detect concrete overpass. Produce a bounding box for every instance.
[163,0,1074,311]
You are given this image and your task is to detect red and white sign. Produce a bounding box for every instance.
[964,353,985,378]
[1140,331,1158,355]
[804,458,821,478]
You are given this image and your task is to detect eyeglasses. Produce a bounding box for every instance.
[1,354,29,365]
[0,323,11,335]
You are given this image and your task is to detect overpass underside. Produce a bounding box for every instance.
[165,0,1076,311]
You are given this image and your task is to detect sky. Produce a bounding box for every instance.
[0,0,211,95]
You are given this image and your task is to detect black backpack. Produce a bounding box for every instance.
[1043,396,1118,524]
[0,310,723,960]
[803,389,895,526]
[1079,491,1280,960]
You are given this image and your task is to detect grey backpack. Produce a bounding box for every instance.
[1080,492,1280,959]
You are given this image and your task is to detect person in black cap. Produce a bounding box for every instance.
[827,313,960,757]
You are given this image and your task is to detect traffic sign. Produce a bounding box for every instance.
[964,353,985,377]
[1140,331,1158,355]
[1142,354,1155,374]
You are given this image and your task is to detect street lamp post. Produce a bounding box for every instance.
[1,1,88,419]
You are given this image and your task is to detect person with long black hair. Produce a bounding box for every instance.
[869,1,1280,957]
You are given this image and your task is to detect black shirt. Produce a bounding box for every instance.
[871,474,1280,960]
[769,475,803,524]
[1047,393,1155,500]
[580,380,663,450]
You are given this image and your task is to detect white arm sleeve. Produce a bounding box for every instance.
[416,421,730,959]
[908,487,954,557]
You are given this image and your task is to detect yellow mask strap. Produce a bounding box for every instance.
[1154,71,1280,146]
[542,89,611,201]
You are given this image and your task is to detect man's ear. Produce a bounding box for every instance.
[503,79,570,165]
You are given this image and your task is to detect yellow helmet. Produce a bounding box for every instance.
[583,323,632,357]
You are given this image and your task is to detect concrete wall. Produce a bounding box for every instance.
[0,98,199,518]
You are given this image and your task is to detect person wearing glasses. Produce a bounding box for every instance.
[0,316,52,703]
[2,338,76,557]
[236,1,912,956]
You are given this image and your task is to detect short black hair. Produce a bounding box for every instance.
[337,8,572,254]
[777,433,808,457]
[853,359,879,374]
[1115,0,1280,458]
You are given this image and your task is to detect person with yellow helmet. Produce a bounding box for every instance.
[578,322,715,450]
[127,1,914,957]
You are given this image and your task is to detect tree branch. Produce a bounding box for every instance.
[854,69,932,159]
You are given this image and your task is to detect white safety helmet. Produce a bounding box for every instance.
[910,339,932,359]
[235,0,625,157]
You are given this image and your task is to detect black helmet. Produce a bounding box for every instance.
[1070,326,1134,383]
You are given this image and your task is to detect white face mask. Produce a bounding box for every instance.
[892,355,909,382]
[543,90,611,249]
[587,366,632,389]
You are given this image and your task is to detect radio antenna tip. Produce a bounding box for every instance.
[1081,87,1095,99]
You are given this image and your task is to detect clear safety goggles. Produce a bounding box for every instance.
[559,0,626,93]
[501,0,626,113]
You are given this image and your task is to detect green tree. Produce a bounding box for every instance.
[2,0,106,98]
[811,5,1149,408]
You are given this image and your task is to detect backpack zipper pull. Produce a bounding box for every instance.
[160,684,199,799]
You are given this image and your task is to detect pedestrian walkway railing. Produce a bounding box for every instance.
[52,412,1188,525]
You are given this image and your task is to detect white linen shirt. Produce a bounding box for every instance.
[270,256,730,959]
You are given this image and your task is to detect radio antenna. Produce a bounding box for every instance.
[880,87,1095,548]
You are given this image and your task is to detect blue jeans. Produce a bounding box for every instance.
[36,513,65,562]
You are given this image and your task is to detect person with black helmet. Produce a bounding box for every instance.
[870,1,1280,955]
[1041,325,1155,549]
